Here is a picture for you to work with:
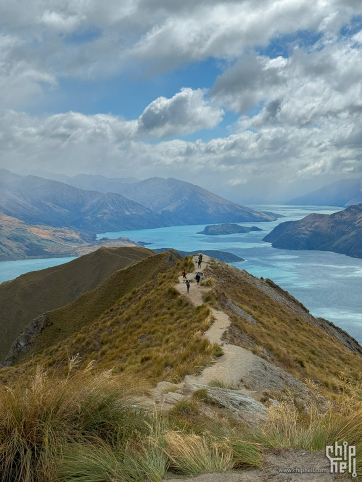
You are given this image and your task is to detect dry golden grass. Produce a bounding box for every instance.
[207,262,362,397]
[2,256,218,385]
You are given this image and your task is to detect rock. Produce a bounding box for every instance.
[183,382,268,424]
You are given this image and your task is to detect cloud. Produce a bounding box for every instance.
[137,88,223,138]
[211,35,362,130]
[0,0,361,108]
[1,106,361,191]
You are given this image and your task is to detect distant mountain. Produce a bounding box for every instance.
[115,177,276,225]
[0,246,154,362]
[0,169,162,232]
[263,204,362,258]
[0,212,90,261]
[1,170,275,235]
[30,171,139,192]
[197,224,262,235]
[287,179,362,207]
[0,212,144,261]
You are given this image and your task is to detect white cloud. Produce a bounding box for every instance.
[0,0,361,108]
[137,88,223,138]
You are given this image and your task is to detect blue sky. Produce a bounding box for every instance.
[0,1,362,203]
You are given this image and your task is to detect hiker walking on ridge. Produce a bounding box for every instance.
[197,253,202,268]
[183,275,187,283]
[182,269,186,278]
[195,273,200,287]
[186,279,190,293]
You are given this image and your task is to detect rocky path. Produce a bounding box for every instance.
[164,256,337,480]
[175,256,304,397]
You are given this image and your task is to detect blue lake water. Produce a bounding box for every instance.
[1,205,361,343]
[97,205,362,344]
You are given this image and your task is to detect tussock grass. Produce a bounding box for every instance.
[207,262,362,396]
[0,363,150,482]
[252,379,362,476]
[164,432,234,475]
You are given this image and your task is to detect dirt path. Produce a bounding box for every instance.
[166,449,340,481]
[175,255,310,399]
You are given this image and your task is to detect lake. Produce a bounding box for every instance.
[97,205,362,344]
[1,205,361,343]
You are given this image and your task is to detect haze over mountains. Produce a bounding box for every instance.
[264,204,362,259]
[0,169,274,234]
[0,169,161,232]
[287,178,362,207]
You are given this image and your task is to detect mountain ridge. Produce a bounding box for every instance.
[263,204,362,258]
[0,246,154,361]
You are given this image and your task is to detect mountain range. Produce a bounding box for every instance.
[287,178,362,207]
[0,169,162,232]
[0,170,275,237]
[263,204,362,258]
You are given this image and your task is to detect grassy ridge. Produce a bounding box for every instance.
[0,246,154,362]
[3,253,217,384]
[207,261,362,396]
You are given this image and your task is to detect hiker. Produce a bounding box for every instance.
[183,275,187,283]
[186,279,190,293]
[182,269,186,278]
[195,273,200,286]
[198,253,203,267]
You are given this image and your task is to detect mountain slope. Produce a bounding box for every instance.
[4,250,184,367]
[263,204,362,258]
[0,170,162,232]
[0,212,93,261]
[3,253,362,400]
[287,178,362,207]
[0,246,154,361]
[116,177,275,225]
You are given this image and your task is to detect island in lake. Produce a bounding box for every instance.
[197,223,262,235]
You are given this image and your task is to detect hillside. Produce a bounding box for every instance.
[263,204,362,258]
[0,212,142,261]
[2,251,362,481]
[96,176,275,225]
[4,251,183,367]
[0,212,91,261]
[33,172,276,225]
[0,246,154,362]
[203,259,362,391]
[197,224,262,235]
[0,169,162,232]
[287,178,362,206]
[2,250,361,399]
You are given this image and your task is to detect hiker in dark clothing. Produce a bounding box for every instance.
[186,279,190,293]
[195,273,200,286]
[197,257,201,268]
[182,269,186,277]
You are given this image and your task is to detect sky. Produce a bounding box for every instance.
[0,0,362,203]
